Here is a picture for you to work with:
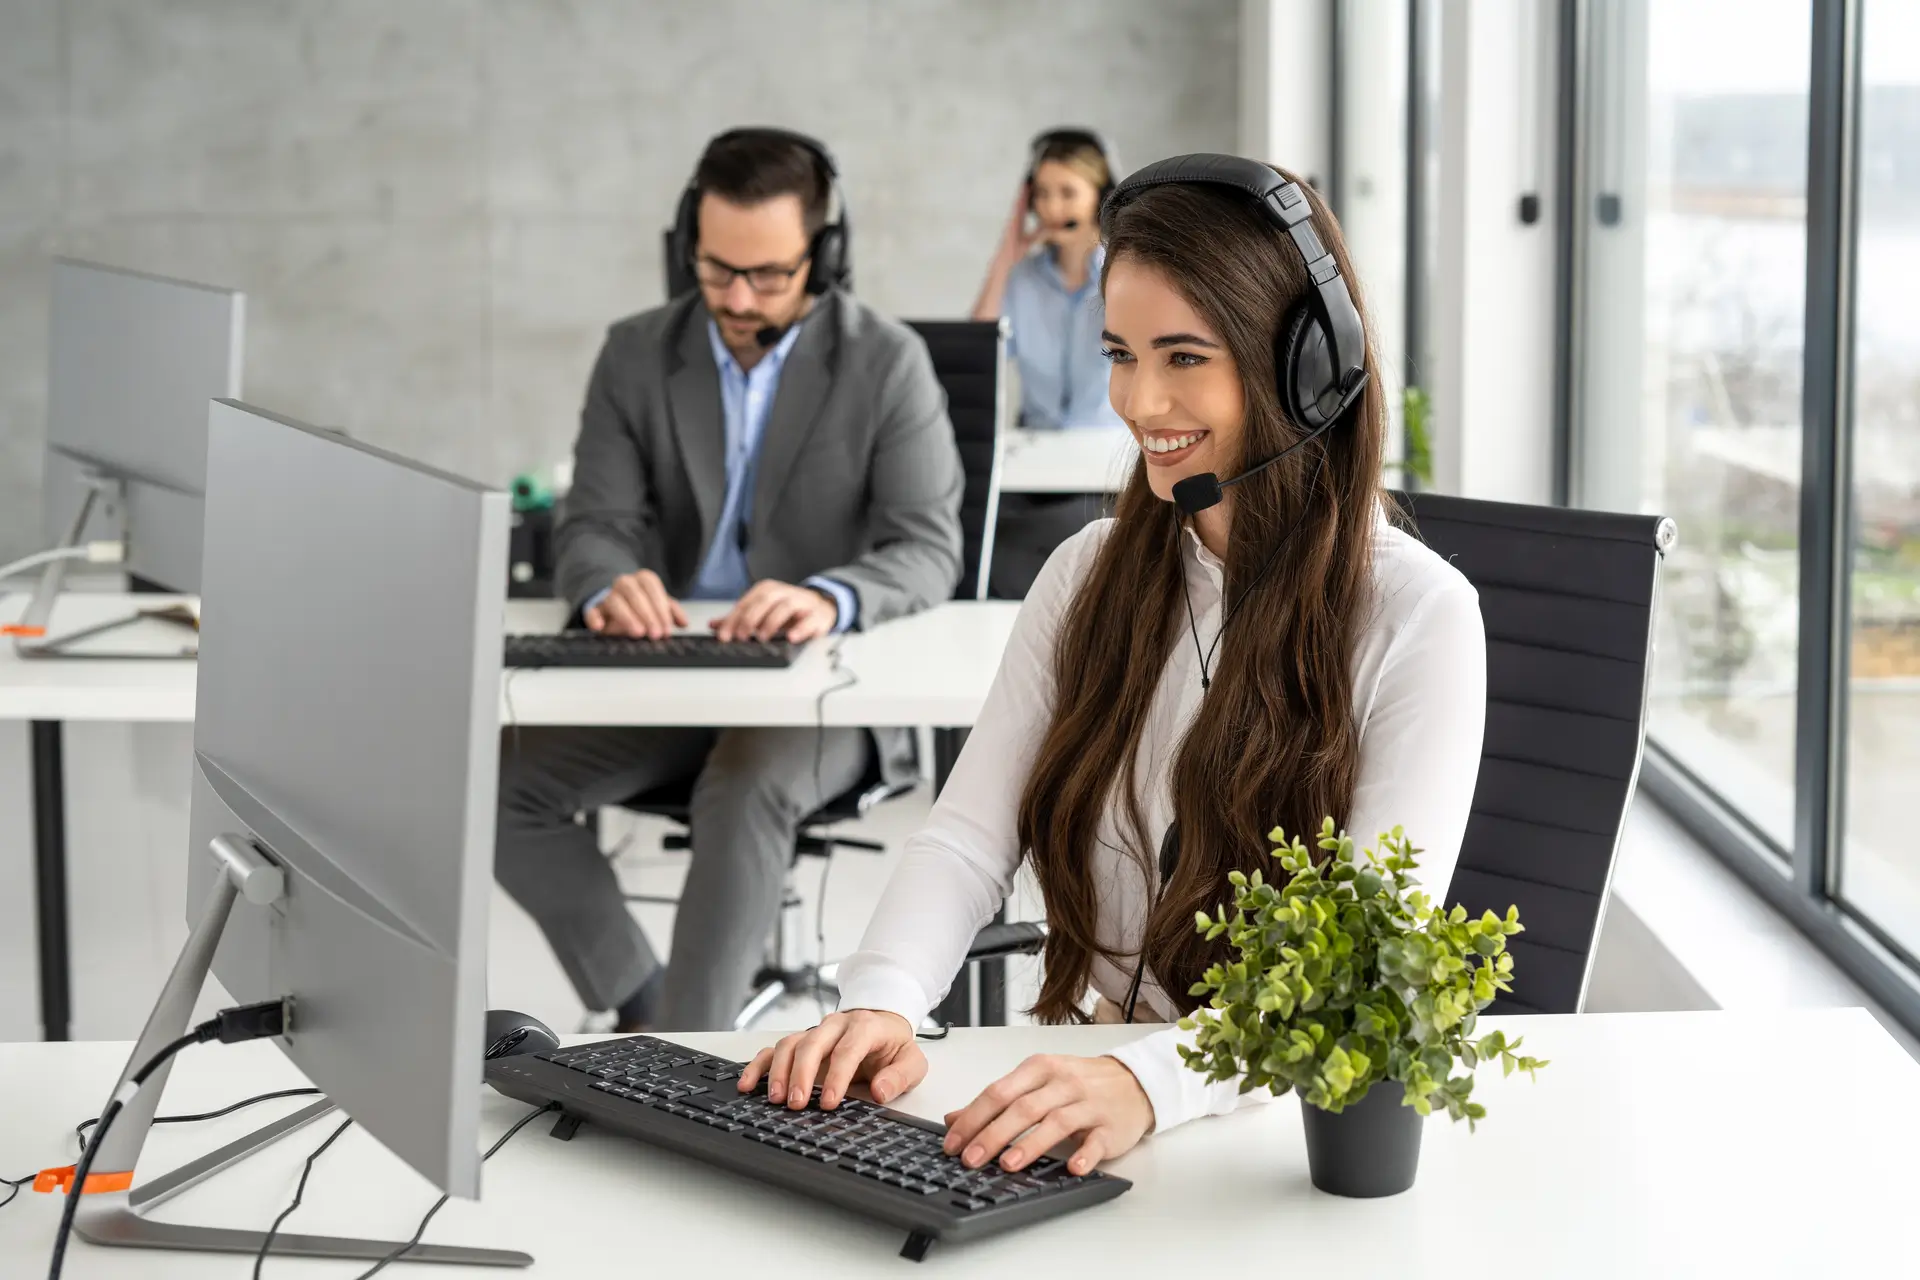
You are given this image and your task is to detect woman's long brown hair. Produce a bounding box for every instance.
[1017,168,1388,1023]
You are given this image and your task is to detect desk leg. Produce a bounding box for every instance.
[929,729,1011,1028]
[31,720,71,1042]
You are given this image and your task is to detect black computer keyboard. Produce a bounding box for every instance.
[485,1035,1129,1261]
[503,632,800,670]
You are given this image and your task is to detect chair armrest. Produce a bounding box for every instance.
[962,921,1047,964]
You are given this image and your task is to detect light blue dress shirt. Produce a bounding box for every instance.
[586,318,856,631]
[1002,243,1121,430]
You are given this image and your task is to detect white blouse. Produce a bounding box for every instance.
[834,511,1488,1133]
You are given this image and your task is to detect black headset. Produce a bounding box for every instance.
[663,126,852,300]
[1026,126,1120,210]
[1100,153,1370,516]
[1102,155,1371,1024]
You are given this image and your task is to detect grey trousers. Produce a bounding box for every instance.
[495,724,870,1031]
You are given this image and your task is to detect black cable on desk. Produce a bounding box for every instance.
[0,1174,34,1211]
[252,1116,355,1278]
[811,641,859,1017]
[74,1087,323,1154]
[46,999,292,1280]
[345,1103,558,1280]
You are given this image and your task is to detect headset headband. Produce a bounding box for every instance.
[663,127,851,299]
[1103,154,1366,405]
[1027,127,1119,194]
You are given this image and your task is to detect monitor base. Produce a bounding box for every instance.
[76,1192,531,1267]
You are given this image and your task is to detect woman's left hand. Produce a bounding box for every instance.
[942,1054,1154,1176]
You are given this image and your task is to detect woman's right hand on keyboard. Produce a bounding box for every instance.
[739,1009,926,1111]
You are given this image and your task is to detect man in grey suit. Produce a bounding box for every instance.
[496,129,963,1031]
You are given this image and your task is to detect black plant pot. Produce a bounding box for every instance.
[1300,1081,1423,1197]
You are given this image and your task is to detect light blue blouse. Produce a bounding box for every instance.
[1002,244,1121,430]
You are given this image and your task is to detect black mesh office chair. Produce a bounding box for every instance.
[911,319,1008,602]
[613,318,1038,1028]
[1394,490,1675,1015]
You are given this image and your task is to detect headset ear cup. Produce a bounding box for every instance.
[665,185,700,298]
[1277,301,1335,428]
[807,225,845,295]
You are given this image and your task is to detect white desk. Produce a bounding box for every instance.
[1,593,1021,1041]
[2,1011,1914,1275]
[998,427,1135,494]
[0,595,1021,729]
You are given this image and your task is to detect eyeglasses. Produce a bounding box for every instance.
[693,252,812,295]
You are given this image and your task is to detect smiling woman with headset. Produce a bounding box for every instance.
[740,157,1488,1175]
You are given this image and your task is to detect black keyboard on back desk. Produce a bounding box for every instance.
[485,1035,1130,1261]
[503,632,799,670]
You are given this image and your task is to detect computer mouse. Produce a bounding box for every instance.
[484,1008,560,1061]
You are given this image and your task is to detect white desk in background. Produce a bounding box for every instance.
[2,1011,1915,1275]
[997,426,1135,494]
[0,593,1021,1042]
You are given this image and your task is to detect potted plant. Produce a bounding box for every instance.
[1177,820,1547,1198]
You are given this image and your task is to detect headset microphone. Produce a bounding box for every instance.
[754,324,785,349]
[1170,416,1340,517]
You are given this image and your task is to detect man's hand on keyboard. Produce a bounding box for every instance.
[740,1009,926,1110]
[586,569,688,640]
[713,580,837,643]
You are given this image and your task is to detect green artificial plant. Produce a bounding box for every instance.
[1178,819,1546,1130]
[1398,385,1435,488]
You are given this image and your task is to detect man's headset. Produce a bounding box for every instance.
[1026,127,1118,228]
[1100,155,1372,1023]
[1100,153,1370,517]
[663,126,852,302]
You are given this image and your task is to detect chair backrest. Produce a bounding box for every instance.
[1392,490,1674,1015]
[906,319,1007,601]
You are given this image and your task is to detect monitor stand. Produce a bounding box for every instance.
[62,833,531,1268]
[9,473,139,652]
[11,472,199,659]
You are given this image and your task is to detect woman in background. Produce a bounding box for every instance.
[973,129,1121,596]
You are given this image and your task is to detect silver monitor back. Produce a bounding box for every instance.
[43,257,243,591]
[187,399,507,1196]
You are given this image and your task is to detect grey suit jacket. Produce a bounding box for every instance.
[555,290,965,785]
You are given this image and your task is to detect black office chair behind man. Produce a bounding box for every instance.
[612,319,1026,1029]
[1395,490,1675,1015]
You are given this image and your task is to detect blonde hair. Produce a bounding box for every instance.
[1033,139,1110,195]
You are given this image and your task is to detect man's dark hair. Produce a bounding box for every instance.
[694,132,832,237]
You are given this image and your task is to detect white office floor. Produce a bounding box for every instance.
[0,720,1913,1066]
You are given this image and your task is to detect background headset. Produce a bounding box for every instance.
[663,126,852,301]
[1025,126,1119,223]
[1099,154,1372,1022]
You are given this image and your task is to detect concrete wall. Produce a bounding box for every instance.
[0,0,1240,562]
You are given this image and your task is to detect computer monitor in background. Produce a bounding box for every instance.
[73,400,522,1266]
[18,258,242,641]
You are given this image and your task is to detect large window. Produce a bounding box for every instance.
[1578,0,1811,849]
[1839,2,1920,961]
[1576,0,1920,1031]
